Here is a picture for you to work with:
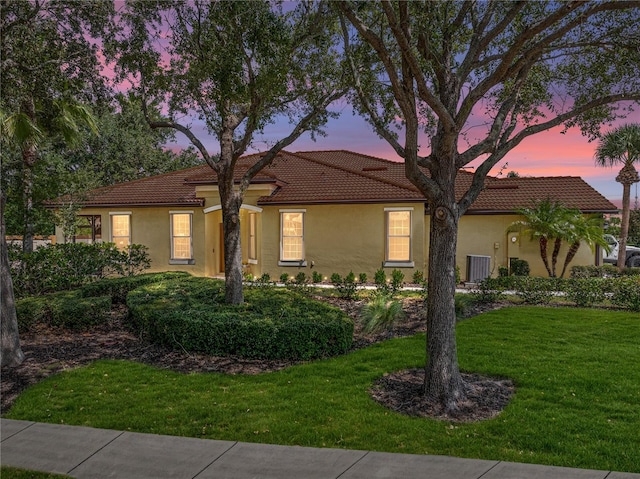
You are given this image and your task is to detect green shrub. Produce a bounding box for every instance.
[498,266,509,277]
[254,273,273,286]
[455,294,475,320]
[330,271,358,300]
[16,290,111,332]
[571,264,619,278]
[279,273,290,284]
[374,268,388,293]
[359,272,368,284]
[471,278,506,304]
[9,242,151,298]
[412,270,424,284]
[360,294,404,333]
[620,266,640,277]
[514,276,555,305]
[390,269,405,294]
[610,276,640,312]
[565,278,610,307]
[127,277,353,360]
[81,272,191,304]
[510,258,530,276]
[312,271,323,284]
[565,278,607,307]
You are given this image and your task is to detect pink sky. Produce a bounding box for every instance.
[165,104,640,208]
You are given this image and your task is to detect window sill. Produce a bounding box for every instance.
[383,261,414,268]
[278,260,307,267]
[169,259,195,265]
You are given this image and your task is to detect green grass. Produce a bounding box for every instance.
[0,467,70,478]
[4,307,639,473]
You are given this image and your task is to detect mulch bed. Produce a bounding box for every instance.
[1,295,512,422]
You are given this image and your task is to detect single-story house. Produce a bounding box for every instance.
[50,150,617,281]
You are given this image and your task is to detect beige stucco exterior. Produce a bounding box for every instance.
[456,214,598,279]
[57,196,602,283]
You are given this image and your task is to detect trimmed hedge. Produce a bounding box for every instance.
[473,275,640,312]
[81,272,191,304]
[127,277,354,360]
[16,291,111,332]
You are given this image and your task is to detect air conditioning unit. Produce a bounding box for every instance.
[467,255,491,283]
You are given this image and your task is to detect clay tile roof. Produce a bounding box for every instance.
[48,150,617,213]
[48,164,212,207]
[471,176,617,213]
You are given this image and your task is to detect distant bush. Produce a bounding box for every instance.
[330,271,358,300]
[510,259,530,276]
[470,278,506,304]
[610,276,640,312]
[390,269,405,294]
[565,278,608,307]
[571,265,619,278]
[514,276,556,305]
[9,242,150,298]
[127,277,353,360]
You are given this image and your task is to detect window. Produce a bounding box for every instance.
[171,212,193,261]
[280,211,305,263]
[110,213,131,250]
[74,215,101,243]
[248,212,257,262]
[386,209,412,265]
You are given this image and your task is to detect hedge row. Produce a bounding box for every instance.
[473,275,640,311]
[127,277,354,360]
[15,272,191,332]
[9,242,151,298]
[81,271,191,304]
[16,291,112,332]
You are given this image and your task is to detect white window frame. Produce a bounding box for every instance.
[169,211,194,265]
[279,209,306,266]
[384,207,414,267]
[248,212,258,264]
[109,212,131,250]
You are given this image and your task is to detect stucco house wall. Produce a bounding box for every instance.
[50,150,616,283]
[456,214,598,279]
[55,206,208,276]
[259,202,426,280]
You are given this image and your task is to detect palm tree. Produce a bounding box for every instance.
[0,102,97,367]
[594,124,640,271]
[560,214,610,278]
[2,98,98,252]
[507,199,574,277]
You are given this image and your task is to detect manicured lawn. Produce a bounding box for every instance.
[5,307,639,473]
[0,467,70,478]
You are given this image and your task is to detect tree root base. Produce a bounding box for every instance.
[370,368,514,423]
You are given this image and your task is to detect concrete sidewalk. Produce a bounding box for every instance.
[2,419,638,479]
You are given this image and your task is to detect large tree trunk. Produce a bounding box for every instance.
[221,198,244,305]
[423,201,466,413]
[1,194,24,368]
[218,115,244,305]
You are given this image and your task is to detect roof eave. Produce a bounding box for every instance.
[45,200,205,209]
